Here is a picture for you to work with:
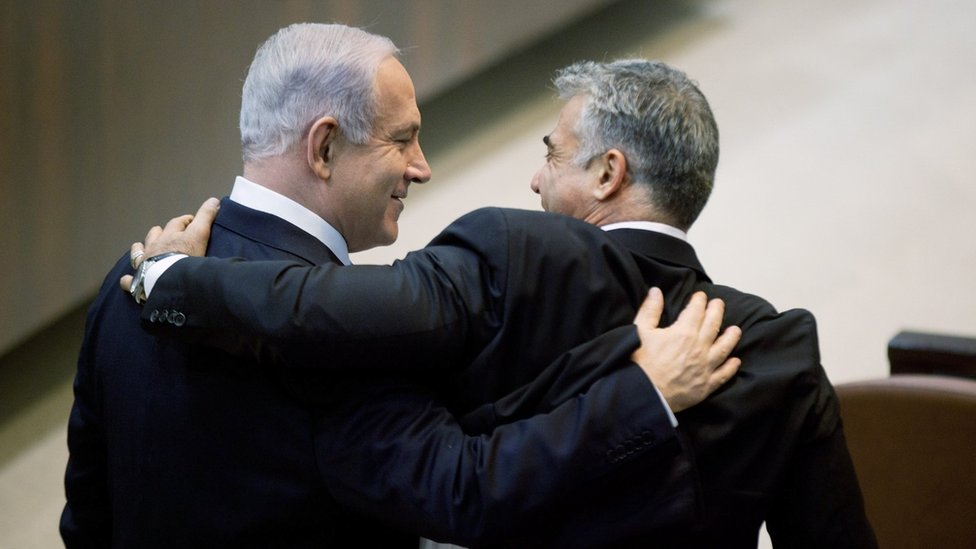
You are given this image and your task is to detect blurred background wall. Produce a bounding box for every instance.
[0,0,616,356]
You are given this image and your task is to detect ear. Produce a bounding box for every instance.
[592,148,628,201]
[307,116,339,181]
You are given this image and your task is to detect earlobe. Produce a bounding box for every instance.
[594,149,628,201]
[307,116,339,181]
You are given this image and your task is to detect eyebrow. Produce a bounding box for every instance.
[396,122,421,135]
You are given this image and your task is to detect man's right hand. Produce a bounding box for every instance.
[630,288,742,413]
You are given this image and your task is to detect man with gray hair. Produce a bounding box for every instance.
[130,58,876,546]
[63,24,737,547]
[518,59,875,546]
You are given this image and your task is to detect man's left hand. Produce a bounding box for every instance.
[120,197,220,292]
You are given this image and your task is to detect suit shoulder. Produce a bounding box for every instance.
[88,252,141,315]
[434,208,561,251]
[706,284,820,348]
[454,207,598,234]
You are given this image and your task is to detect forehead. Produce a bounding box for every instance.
[550,95,585,147]
[372,57,421,131]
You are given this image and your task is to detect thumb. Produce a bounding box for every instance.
[633,287,664,330]
[119,274,134,292]
[185,197,220,239]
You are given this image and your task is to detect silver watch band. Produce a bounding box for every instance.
[128,252,181,304]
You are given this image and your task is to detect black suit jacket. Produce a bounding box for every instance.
[142,207,875,547]
[61,198,414,547]
[467,227,878,548]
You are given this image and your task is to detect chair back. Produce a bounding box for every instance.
[888,330,976,379]
[836,374,976,548]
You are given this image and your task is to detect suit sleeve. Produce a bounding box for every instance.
[60,267,121,547]
[764,314,877,548]
[140,222,502,372]
[316,340,679,546]
[140,207,646,376]
[764,381,877,547]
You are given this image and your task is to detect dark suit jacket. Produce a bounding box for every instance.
[142,207,875,547]
[464,227,878,548]
[61,198,414,547]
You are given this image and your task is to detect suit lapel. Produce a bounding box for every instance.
[212,197,342,265]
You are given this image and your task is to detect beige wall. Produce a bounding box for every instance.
[0,0,615,355]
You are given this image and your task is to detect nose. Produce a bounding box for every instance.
[530,170,541,194]
[406,144,432,184]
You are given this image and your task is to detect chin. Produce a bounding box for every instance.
[379,227,398,246]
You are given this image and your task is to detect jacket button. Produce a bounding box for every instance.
[149,309,160,323]
[172,312,186,327]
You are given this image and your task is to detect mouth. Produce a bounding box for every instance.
[390,193,406,215]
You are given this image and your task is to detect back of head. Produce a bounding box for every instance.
[553,60,719,230]
[240,23,398,162]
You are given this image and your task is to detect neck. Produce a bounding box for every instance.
[243,155,323,213]
[587,201,656,228]
[589,186,680,229]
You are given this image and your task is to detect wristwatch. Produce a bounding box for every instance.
[129,252,180,304]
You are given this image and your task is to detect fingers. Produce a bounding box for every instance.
[163,214,194,233]
[145,225,162,248]
[709,325,742,364]
[178,198,220,256]
[671,291,707,332]
[119,274,133,292]
[699,297,726,343]
[186,198,220,235]
[129,241,145,269]
[633,287,665,331]
[130,226,160,270]
[707,356,742,392]
[702,327,742,397]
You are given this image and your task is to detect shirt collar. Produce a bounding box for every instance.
[601,220,688,242]
[229,176,351,265]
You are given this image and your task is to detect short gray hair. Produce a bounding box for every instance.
[240,23,398,162]
[553,59,719,230]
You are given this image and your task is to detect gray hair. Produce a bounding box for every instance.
[553,59,719,230]
[240,23,398,162]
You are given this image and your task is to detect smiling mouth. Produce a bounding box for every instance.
[390,194,406,213]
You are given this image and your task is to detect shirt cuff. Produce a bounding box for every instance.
[144,254,187,298]
[652,382,679,427]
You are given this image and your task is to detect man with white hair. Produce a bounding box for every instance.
[63,24,736,547]
[62,23,433,547]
